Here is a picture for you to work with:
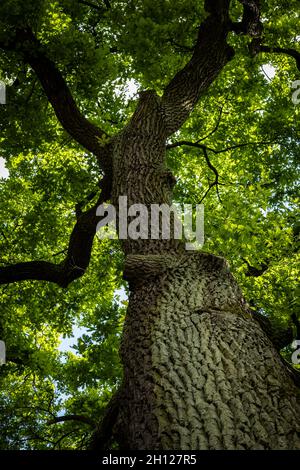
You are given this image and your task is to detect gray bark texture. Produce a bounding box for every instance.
[102,4,300,446]
[105,82,300,450]
[113,253,300,449]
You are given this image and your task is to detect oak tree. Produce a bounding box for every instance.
[0,0,299,449]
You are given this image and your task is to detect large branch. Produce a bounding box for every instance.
[79,0,111,11]
[78,0,104,11]
[161,0,264,136]
[231,2,300,70]
[256,45,300,71]
[48,414,96,428]
[0,177,111,288]
[0,28,112,173]
[161,0,234,136]
[230,0,262,37]
[91,388,121,451]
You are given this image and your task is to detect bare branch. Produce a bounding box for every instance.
[230,0,262,37]
[213,140,279,154]
[201,146,219,182]
[166,140,210,151]
[0,28,112,173]
[196,106,224,143]
[48,414,96,428]
[258,45,300,71]
[166,139,279,153]
[0,261,68,287]
[166,140,222,203]
[75,185,101,218]
[166,138,281,203]
[78,0,104,11]
[79,0,111,11]
[198,147,222,204]
[166,138,279,204]
[91,388,121,450]
[0,176,111,288]
[230,2,300,71]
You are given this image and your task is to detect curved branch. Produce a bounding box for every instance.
[48,414,96,428]
[166,140,210,151]
[198,151,224,206]
[201,146,219,182]
[230,0,262,37]
[78,0,111,12]
[166,141,222,203]
[258,45,300,71]
[166,139,278,153]
[166,141,219,179]
[0,176,111,288]
[230,2,300,71]
[0,28,112,173]
[161,0,234,136]
[196,106,224,143]
[0,261,69,288]
[78,0,104,11]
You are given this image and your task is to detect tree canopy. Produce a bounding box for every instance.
[0,0,299,449]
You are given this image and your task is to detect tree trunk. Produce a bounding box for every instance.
[104,87,300,450]
[116,252,300,449]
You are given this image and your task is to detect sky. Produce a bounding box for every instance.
[262,63,276,81]
[58,286,127,355]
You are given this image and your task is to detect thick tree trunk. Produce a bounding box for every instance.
[104,84,300,450]
[116,252,300,449]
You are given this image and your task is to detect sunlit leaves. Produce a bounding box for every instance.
[0,0,299,450]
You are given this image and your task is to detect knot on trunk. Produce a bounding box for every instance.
[123,253,181,282]
[124,252,249,317]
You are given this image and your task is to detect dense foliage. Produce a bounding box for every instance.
[0,0,299,448]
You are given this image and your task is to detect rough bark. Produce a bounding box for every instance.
[100,84,300,449]
[113,253,300,449]
[102,1,300,446]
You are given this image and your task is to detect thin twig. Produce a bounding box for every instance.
[196,106,224,143]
